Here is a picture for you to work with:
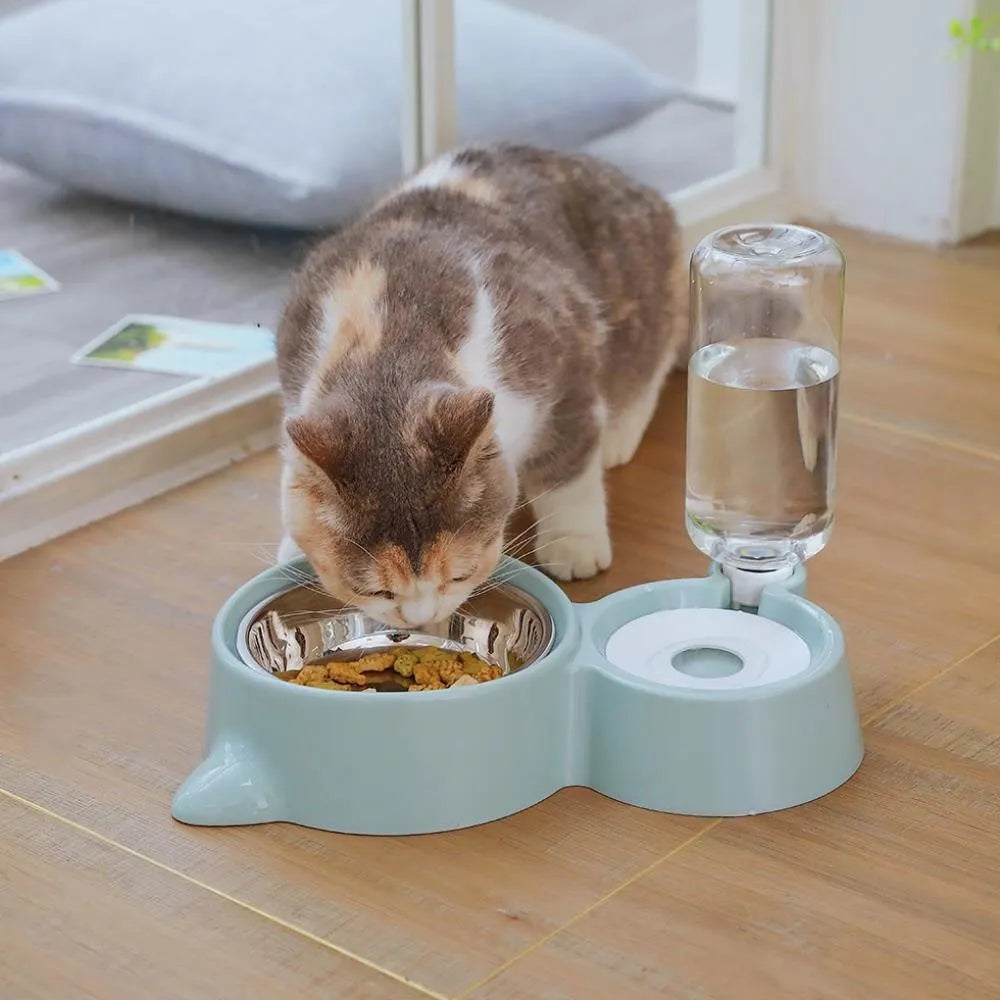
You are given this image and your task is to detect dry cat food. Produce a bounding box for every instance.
[275,645,502,692]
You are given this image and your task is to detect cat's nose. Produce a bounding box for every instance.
[399,597,438,627]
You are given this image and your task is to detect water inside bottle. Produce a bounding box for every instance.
[686,337,839,570]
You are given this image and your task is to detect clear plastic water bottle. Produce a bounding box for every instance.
[686,224,845,598]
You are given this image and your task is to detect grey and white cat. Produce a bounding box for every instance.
[275,144,685,628]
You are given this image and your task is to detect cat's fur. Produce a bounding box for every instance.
[276,144,685,627]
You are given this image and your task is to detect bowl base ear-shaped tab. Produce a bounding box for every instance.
[172,739,285,827]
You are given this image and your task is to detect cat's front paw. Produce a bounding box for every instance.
[537,531,612,581]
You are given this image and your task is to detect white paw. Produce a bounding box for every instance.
[601,425,641,469]
[537,531,612,581]
[277,534,304,564]
[601,403,655,469]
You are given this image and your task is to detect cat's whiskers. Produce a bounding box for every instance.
[494,539,574,583]
[242,548,329,598]
[501,542,537,563]
[271,561,315,581]
[467,522,575,598]
[243,543,281,560]
[470,554,563,597]
[502,517,545,552]
[524,535,571,555]
[342,536,391,577]
[217,542,284,552]
[502,510,563,556]
[286,581,332,600]
[503,531,564,564]
[269,563,333,599]
[504,519,559,549]
[281,606,357,621]
[509,483,560,517]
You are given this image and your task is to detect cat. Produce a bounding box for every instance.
[275,144,685,628]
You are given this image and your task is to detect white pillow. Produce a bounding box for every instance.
[0,0,674,229]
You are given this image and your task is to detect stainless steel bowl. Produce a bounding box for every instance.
[237,580,555,690]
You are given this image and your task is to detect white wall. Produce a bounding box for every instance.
[794,0,999,243]
[694,0,743,105]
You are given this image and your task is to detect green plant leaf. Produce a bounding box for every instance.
[949,13,1000,55]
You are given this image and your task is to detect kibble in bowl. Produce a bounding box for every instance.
[237,578,553,693]
[277,645,502,692]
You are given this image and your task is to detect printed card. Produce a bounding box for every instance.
[72,314,275,378]
[0,248,60,301]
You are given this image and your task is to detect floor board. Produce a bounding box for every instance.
[1,226,998,996]
[834,228,1000,458]
[0,792,429,1000]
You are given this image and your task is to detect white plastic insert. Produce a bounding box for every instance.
[605,607,811,690]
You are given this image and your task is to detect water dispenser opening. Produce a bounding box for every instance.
[671,646,744,679]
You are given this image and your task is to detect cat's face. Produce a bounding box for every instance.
[282,386,516,627]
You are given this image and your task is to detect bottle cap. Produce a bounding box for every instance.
[722,562,795,608]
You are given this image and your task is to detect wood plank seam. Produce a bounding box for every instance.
[842,411,1000,464]
[860,632,1000,728]
[0,788,447,1000]
[451,820,724,999]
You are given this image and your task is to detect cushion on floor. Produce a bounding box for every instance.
[0,0,675,228]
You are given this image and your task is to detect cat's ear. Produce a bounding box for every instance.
[422,387,495,469]
[285,406,348,480]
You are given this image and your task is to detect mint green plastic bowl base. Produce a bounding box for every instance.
[171,559,864,834]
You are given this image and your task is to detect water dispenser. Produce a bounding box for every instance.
[687,224,845,606]
[173,223,864,835]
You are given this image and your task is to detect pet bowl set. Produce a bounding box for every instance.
[172,225,864,834]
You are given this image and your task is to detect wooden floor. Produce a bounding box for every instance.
[1,227,999,999]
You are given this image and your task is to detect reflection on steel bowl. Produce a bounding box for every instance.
[237,579,555,693]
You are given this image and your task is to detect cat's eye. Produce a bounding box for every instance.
[450,571,474,584]
[362,589,394,601]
